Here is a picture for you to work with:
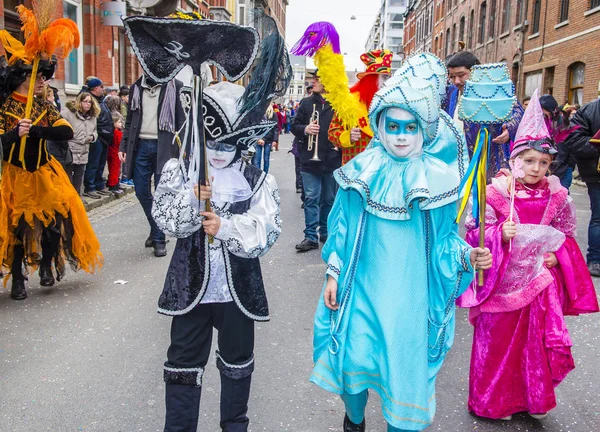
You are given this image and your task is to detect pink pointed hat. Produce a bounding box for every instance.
[510,89,556,158]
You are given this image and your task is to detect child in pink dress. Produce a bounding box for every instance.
[457,90,599,421]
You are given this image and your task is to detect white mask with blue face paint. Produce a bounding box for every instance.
[378,108,423,159]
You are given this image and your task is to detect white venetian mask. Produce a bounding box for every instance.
[206,141,237,169]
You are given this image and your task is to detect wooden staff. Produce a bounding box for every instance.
[196,75,213,244]
[477,129,489,287]
[18,57,40,164]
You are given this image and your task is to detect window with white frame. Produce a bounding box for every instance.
[63,0,83,90]
[568,63,585,105]
[524,71,542,97]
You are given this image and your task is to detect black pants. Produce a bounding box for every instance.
[166,302,254,372]
[66,163,86,195]
[164,302,255,432]
[294,156,305,201]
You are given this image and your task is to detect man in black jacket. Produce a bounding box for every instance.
[118,75,187,257]
[564,98,600,276]
[291,71,341,252]
[82,77,114,199]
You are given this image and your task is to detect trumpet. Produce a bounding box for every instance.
[307,104,321,162]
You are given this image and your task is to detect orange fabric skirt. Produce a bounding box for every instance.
[0,158,103,283]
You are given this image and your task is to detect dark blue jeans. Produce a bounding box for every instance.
[252,144,272,173]
[586,182,600,264]
[300,171,337,242]
[559,167,573,190]
[133,139,165,243]
[84,140,108,192]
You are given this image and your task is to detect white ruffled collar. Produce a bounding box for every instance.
[208,159,253,203]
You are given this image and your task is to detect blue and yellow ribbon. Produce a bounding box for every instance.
[456,128,489,227]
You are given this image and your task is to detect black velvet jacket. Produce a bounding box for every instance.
[158,163,271,321]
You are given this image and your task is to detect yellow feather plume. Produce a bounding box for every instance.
[314,44,372,136]
[0,31,27,65]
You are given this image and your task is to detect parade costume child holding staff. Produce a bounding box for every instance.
[308,50,492,431]
[123,11,291,431]
[457,90,599,421]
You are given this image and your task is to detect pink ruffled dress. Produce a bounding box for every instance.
[456,174,599,419]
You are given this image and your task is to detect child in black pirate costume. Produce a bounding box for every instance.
[122,11,291,432]
[0,5,102,300]
[159,81,282,431]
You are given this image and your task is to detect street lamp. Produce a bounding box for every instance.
[350,13,377,20]
[397,45,405,63]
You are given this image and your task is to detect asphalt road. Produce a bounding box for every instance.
[1,133,599,432]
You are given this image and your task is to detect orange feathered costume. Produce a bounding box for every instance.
[0,3,102,288]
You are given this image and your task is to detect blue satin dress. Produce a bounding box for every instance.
[311,143,475,431]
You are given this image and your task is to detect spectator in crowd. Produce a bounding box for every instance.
[41,83,56,105]
[289,134,305,201]
[61,92,100,196]
[118,75,187,257]
[291,70,341,252]
[564,103,580,119]
[285,107,291,134]
[564,98,600,276]
[104,94,125,195]
[274,104,283,131]
[252,105,278,173]
[119,85,129,120]
[82,77,115,199]
[522,96,531,109]
[39,83,61,110]
[539,94,580,190]
[306,85,313,97]
[106,87,119,96]
[118,85,132,185]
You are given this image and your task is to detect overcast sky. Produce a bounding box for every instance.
[285,0,382,72]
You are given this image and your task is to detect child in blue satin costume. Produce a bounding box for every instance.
[310,75,493,431]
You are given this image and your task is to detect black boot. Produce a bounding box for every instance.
[154,241,167,257]
[40,226,59,286]
[11,278,27,300]
[344,414,365,432]
[164,383,202,432]
[220,374,251,432]
[217,353,254,432]
[11,245,27,300]
[39,265,55,287]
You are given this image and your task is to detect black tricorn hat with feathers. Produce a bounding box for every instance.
[202,14,292,149]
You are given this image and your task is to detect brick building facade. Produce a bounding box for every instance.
[403,0,600,104]
[522,0,600,105]
[0,0,286,99]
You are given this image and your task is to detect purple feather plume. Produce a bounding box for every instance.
[290,21,341,56]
